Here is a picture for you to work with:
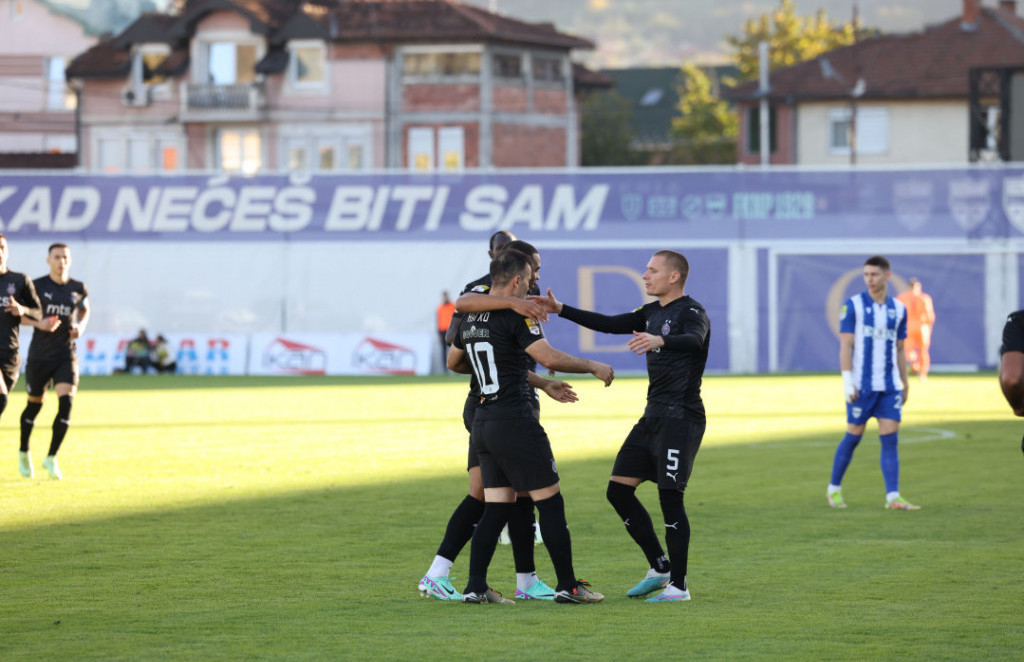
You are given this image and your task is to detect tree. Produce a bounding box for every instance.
[579,90,647,167]
[727,0,863,82]
[668,64,737,165]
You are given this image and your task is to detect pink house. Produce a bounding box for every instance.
[66,0,600,173]
[0,0,97,167]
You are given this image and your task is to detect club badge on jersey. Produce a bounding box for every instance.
[525,318,541,336]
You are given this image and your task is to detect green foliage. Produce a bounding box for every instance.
[727,0,862,82]
[2,373,1022,660]
[668,63,738,165]
[580,90,647,166]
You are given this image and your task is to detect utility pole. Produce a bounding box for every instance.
[759,41,770,167]
[849,1,859,165]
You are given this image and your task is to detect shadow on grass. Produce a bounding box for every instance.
[3,420,1023,661]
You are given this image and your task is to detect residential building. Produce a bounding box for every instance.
[724,0,1024,166]
[0,0,99,166]
[65,0,596,173]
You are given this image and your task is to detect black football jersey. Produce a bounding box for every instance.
[561,295,711,420]
[28,275,88,362]
[454,308,545,413]
[0,270,41,357]
[453,273,541,403]
[1001,310,1024,355]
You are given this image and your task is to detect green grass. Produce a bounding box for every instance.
[2,373,1022,661]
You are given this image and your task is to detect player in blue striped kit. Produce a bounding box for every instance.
[827,255,919,510]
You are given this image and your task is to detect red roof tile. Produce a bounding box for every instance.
[725,7,1024,102]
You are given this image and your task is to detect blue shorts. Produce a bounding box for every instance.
[847,390,902,425]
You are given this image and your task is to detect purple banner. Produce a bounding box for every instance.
[0,168,1023,240]
[775,254,985,372]
[536,248,728,373]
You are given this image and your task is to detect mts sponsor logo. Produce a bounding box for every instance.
[353,337,415,375]
[262,337,326,375]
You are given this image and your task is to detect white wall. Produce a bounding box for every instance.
[797,99,969,165]
[7,240,492,339]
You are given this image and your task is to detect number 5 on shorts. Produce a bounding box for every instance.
[666,448,679,471]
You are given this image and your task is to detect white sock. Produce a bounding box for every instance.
[828,484,842,494]
[516,571,538,591]
[886,491,900,502]
[646,567,670,579]
[426,555,453,578]
[662,580,688,596]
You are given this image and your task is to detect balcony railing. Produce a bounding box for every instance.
[183,82,263,112]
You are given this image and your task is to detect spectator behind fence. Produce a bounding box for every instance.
[153,335,177,374]
[123,329,152,374]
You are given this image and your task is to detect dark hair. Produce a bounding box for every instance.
[488,231,517,253]
[864,255,890,272]
[503,239,538,257]
[909,277,920,285]
[654,249,689,288]
[48,242,69,254]
[490,248,532,288]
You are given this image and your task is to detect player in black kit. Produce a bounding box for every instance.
[419,234,565,602]
[20,243,89,480]
[998,310,1024,458]
[532,250,711,602]
[449,248,614,604]
[0,235,45,478]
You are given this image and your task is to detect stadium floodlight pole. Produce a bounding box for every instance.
[758,41,770,167]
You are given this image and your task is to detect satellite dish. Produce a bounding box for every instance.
[852,78,866,97]
[820,58,837,80]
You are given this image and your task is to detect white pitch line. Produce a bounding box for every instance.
[738,427,958,450]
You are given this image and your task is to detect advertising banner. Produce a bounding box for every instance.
[0,168,1022,242]
[774,254,985,372]
[247,333,432,376]
[78,333,249,375]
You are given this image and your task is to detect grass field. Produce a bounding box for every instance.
[2,373,1023,661]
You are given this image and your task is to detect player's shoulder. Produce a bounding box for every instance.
[461,273,491,295]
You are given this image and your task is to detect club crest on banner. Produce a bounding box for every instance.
[620,194,643,221]
[1002,175,1024,233]
[948,178,990,231]
[891,179,934,231]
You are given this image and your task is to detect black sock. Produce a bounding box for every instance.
[465,502,512,595]
[507,496,537,573]
[20,400,42,452]
[436,495,485,563]
[535,492,576,592]
[48,395,72,457]
[659,488,690,590]
[607,481,670,573]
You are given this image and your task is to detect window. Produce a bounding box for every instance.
[532,55,563,83]
[829,107,889,155]
[46,57,74,110]
[279,125,371,172]
[43,135,76,154]
[92,129,183,173]
[746,105,777,154]
[403,51,480,77]
[218,129,261,173]
[438,127,464,171]
[207,42,257,84]
[407,127,464,172]
[408,127,434,171]
[288,41,326,88]
[494,53,522,79]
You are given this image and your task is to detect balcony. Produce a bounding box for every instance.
[180,82,264,120]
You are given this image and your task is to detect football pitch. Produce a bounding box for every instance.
[2,373,1022,661]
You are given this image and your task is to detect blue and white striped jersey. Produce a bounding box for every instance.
[839,292,907,393]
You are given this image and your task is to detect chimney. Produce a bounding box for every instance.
[962,0,982,28]
[1000,0,1017,13]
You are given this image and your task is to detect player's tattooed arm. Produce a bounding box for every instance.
[455,292,547,322]
[446,345,473,375]
[999,351,1024,416]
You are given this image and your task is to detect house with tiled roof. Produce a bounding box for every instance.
[723,0,1024,166]
[0,0,100,167]
[65,0,598,173]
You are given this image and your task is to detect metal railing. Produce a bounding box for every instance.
[184,82,262,111]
